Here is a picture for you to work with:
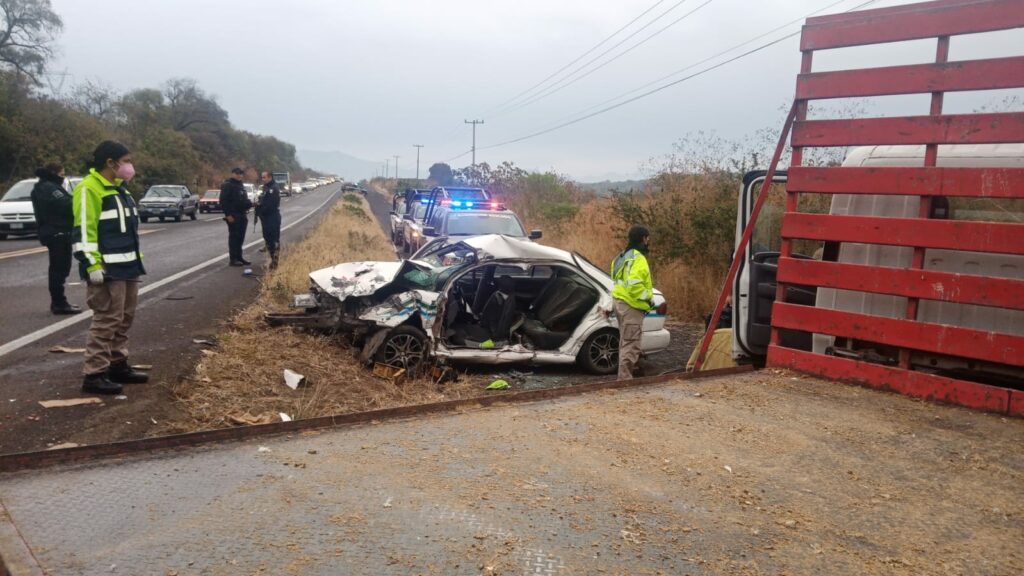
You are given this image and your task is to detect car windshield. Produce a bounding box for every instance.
[1,180,35,202]
[203,191,219,199]
[446,212,525,236]
[401,243,477,289]
[410,201,430,220]
[146,187,180,198]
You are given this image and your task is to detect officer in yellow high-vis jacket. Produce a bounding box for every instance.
[610,225,653,380]
[72,141,149,395]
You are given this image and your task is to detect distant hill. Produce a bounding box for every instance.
[575,179,648,197]
[298,150,380,181]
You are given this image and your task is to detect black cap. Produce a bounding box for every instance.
[231,167,245,175]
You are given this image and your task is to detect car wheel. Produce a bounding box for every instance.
[140,217,148,223]
[174,209,183,223]
[578,328,619,375]
[374,325,428,374]
[0,233,7,240]
[189,208,197,220]
[158,217,165,222]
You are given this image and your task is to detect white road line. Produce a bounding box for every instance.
[0,190,339,359]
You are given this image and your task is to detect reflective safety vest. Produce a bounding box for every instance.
[72,168,146,280]
[610,248,653,312]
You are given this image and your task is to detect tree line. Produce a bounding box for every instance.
[0,0,313,194]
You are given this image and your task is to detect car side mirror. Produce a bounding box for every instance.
[423,227,437,237]
[529,229,543,240]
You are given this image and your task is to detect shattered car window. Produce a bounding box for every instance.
[401,245,477,289]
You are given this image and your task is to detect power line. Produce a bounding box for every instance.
[487,0,694,118]
[480,0,878,151]
[492,0,717,119]
[542,0,855,126]
[481,0,669,117]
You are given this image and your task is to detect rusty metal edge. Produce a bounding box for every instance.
[0,366,753,475]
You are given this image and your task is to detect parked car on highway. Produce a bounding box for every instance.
[423,204,540,243]
[243,183,257,203]
[138,185,199,223]
[199,190,221,213]
[0,179,45,239]
[268,234,670,375]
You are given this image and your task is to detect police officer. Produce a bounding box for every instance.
[610,225,654,380]
[220,167,252,266]
[73,141,149,395]
[257,171,282,269]
[31,162,80,315]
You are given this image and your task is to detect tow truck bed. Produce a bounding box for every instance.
[2,371,1021,575]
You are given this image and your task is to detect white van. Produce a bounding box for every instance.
[733,144,1024,382]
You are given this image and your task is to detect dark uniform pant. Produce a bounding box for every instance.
[261,211,281,255]
[226,214,248,262]
[44,234,72,307]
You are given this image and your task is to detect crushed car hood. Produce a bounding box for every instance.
[310,261,405,300]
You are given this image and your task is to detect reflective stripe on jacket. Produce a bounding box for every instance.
[72,168,146,280]
[610,248,653,312]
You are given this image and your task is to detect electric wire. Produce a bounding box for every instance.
[480,0,879,151]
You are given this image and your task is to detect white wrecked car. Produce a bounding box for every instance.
[267,235,671,375]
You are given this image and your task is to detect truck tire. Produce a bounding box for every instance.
[577,328,619,375]
[374,325,428,374]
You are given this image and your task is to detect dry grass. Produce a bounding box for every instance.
[532,199,724,322]
[163,195,479,433]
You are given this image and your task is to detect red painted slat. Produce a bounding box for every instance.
[766,345,1012,414]
[792,112,1024,147]
[796,57,1024,100]
[1010,391,1024,417]
[806,0,991,26]
[775,257,1024,311]
[787,166,1024,198]
[781,213,1024,255]
[771,302,1024,367]
[801,0,1024,50]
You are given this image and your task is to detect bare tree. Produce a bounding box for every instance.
[72,79,119,121]
[0,0,62,84]
[163,77,228,131]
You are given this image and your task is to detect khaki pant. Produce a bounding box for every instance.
[614,299,645,380]
[84,279,140,376]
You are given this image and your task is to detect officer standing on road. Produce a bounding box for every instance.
[30,162,81,315]
[610,225,654,381]
[73,141,149,395]
[220,167,252,266]
[257,171,282,269]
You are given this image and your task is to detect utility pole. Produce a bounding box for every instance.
[384,159,390,181]
[464,119,484,170]
[393,155,400,181]
[413,145,424,182]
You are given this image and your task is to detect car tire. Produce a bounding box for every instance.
[140,217,148,223]
[577,328,619,375]
[158,217,165,222]
[374,325,429,374]
[189,208,197,220]
[0,233,7,240]
[174,209,182,223]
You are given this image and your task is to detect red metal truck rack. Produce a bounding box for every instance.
[697,0,1024,415]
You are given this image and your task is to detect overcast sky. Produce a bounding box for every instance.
[49,0,1023,181]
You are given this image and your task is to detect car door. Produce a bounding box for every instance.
[182,188,195,211]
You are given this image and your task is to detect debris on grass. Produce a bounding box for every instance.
[279,412,292,422]
[46,442,82,450]
[39,397,103,409]
[486,379,510,390]
[283,369,306,390]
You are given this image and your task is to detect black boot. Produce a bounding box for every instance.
[51,302,82,315]
[108,360,149,384]
[82,372,123,395]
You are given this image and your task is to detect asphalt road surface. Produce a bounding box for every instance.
[0,184,343,454]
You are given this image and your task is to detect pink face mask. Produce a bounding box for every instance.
[115,161,136,183]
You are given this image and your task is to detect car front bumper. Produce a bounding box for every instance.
[139,206,183,217]
[0,221,37,235]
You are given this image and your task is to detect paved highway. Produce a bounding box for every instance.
[0,184,342,453]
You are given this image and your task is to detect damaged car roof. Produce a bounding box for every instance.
[462,234,574,263]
